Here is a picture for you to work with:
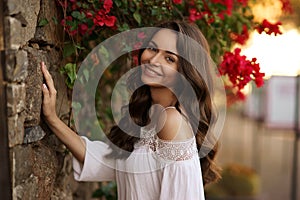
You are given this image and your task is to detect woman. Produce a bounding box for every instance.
[42,20,221,199]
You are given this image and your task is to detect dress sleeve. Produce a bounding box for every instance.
[159,158,205,200]
[73,137,116,182]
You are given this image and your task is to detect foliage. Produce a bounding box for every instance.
[92,182,117,200]
[205,163,261,197]
[53,0,292,197]
[56,0,292,103]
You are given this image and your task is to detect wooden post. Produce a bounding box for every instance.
[0,0,12,199]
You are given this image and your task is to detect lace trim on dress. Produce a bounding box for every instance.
[136,126,198,161]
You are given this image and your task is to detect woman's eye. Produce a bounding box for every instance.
[166,56,175,63]
[147,46,157,52]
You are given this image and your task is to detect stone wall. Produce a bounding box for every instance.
[4,0,96,199]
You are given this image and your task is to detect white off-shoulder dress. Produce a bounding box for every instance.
[73,125,205,200]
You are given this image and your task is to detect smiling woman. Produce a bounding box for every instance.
[141,29,179,88]
[42,20,222,200]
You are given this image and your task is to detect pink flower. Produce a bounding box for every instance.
[138,32,146,39]
[134,42,143,50]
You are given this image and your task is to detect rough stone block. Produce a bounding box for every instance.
[23,45,70,127]
[10,140,58,199]
[6,0,40,42]
[24,126,46,144]
[23,46,44,127]
[8,114,25,147]
[5,49,28,82]
[6,83,26,116]
[34,0,63,45]
[4,16,22,50]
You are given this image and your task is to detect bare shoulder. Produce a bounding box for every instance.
[157,107,193,141]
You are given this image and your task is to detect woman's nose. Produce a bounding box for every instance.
[149,52,162,65]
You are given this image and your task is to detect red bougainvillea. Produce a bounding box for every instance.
[59,0,116,36]
[279,0,293,13]
[256,19,283,36]
[219,48,265,101]
[58,0,293,104]
[230,25,250,45]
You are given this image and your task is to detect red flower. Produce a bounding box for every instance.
[79,23,88,35]
[94,13,105,26]
[256,19,282,36]
[219,48,265,91]
[134,42,143,50]
[173,0,182,4]
[211,0,234,17]
[188,8,214,24]
[86,12,93,18]
[69,29,78,36]
[279,0,293,14]
[132,54,139,66]
[188,8,202,22]
[104,15,116,27]
[138,32,146,39]
[236,0,248,6]
[103,0,113,13]
[230,25,249,45]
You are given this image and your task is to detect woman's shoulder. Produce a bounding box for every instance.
[157,106,194,141]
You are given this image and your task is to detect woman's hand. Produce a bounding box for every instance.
[40,62,86,162]
[41,62,58,124]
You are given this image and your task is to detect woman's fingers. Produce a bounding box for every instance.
[42,83,49,98]
[40,62,57,96]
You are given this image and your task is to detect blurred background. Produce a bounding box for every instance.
[1,0,300,199]
[206,0,300,199]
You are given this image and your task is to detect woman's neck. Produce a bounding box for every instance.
[150,87,177,108]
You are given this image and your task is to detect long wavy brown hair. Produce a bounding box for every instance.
[106,20,221,186]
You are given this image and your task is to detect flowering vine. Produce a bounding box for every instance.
[57,0,293,104]
[59,0,116,36]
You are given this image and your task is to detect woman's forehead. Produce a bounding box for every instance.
[150,29,178,54]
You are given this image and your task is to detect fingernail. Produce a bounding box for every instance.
[42,62,46,69]
[43,83,47,88]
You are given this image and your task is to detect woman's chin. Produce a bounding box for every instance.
[141,78,162,87]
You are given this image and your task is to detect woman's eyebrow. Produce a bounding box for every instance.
[148,41,157,47]
[165,50,178,57]
[149,41,178,56]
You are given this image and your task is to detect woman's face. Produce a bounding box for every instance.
[140,29,179,88]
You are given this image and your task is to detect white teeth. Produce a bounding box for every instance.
[146,66,161,76]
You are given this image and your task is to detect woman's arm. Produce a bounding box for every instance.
[41,62,86,163]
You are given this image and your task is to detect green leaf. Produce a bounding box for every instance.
[61,63,77,88]
[63,43,76,58]
[133,11,141,24]
[115,0,122,7]
[83,68,89,82]
[38,18,49,27]
[71,101,82,116]
[52,17,58,25]
[118,23,130,31]
[99,45,109,59]
[74,44,85,50]
[71,11,85,21]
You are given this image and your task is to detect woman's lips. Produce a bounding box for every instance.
[143,65,163,77]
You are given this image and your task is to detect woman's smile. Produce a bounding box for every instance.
[140,29,179,87]
[143,64,163,77]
